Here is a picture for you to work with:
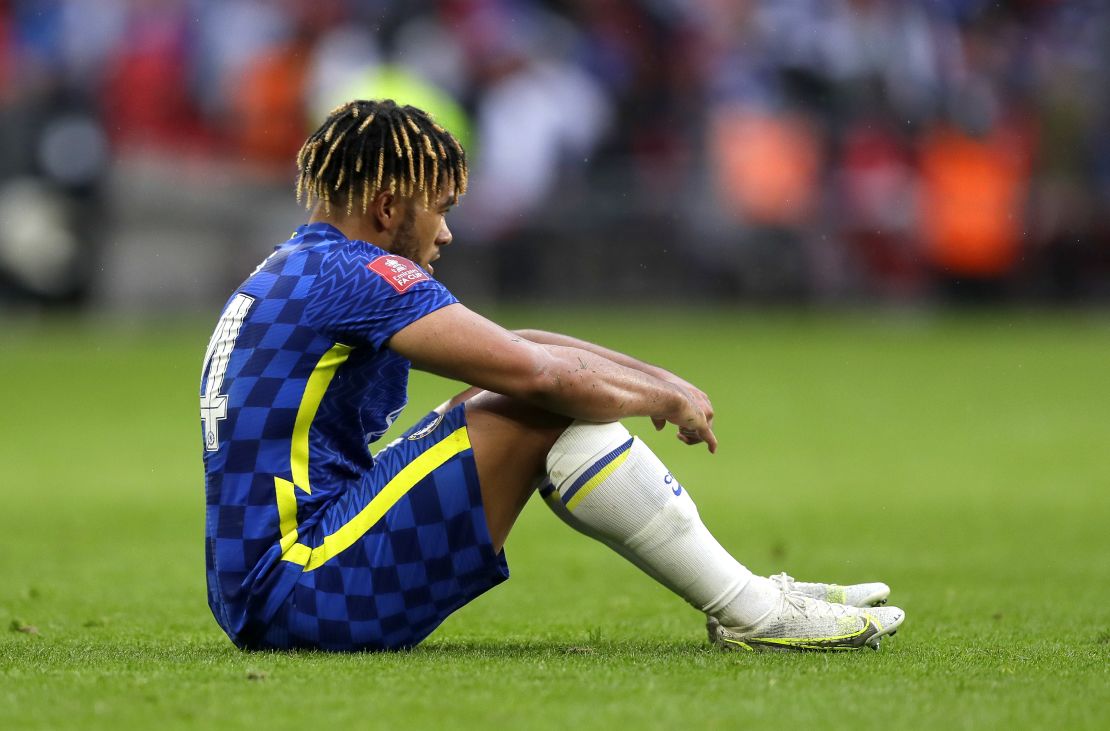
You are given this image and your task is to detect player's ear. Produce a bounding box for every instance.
[370,191,398,233]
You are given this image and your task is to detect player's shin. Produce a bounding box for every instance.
[540,421,780,629]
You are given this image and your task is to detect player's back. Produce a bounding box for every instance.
[198,222,457,642]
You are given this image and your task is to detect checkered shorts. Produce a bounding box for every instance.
[245,403,509,651]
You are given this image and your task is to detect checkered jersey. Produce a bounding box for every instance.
[201,222,457,641]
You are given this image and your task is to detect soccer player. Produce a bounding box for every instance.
[200,99,905,653]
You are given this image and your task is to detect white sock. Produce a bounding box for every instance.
[541,420,780,629]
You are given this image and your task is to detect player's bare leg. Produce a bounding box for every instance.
[434,390,570,552]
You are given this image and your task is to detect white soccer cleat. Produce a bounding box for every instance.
[767,572,890,608]
[707,593,905,652]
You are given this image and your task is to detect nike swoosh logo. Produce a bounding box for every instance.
[737,616,878,651]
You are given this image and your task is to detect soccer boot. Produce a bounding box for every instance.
[706,593,905,652]
[767,572,890,607]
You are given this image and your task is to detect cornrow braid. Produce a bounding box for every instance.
[294,99,468,215]
[395,113,417,197]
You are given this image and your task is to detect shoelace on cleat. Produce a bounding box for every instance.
[769,572,797,594]
[770,572,854,606]
[779,590,859,621]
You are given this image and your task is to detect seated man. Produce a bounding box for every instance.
[199,99,904,653]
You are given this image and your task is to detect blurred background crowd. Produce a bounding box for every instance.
[1,0,1107,310]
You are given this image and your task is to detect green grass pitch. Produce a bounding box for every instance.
[2,309,1108,730]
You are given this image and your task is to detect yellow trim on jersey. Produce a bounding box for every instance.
[283,540,311,566]
[565,448,632,511]
[281,426,471,571]
[275,477,300,552]
[275,343,352,562]
[291,343,354,493]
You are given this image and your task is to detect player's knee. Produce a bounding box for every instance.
[464,391,572,433]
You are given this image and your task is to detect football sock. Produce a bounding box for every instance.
[541,420,780,629]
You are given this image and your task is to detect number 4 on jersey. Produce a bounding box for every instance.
[200,293,254,452]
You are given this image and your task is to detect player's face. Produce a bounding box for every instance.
[390,189,455,276]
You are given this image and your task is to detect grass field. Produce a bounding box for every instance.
[2,309,1108,730]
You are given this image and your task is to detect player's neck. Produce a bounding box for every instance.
[308,208,394,251]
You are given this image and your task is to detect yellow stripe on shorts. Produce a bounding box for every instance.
[282,426,472,571]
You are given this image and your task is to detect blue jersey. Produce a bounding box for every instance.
[200,222,456,641]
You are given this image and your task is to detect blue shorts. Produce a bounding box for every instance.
[249,403,509,651]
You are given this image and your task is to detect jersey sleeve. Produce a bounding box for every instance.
[307,247,458,349]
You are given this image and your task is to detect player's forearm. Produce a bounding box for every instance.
[527,343,684,423]
[513,329,669,381]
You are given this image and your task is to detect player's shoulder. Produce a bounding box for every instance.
[361,250,435,296]
[314,231,440,296]
[246,224,336,280]
[250,222,448,303]
[304,236,448,324]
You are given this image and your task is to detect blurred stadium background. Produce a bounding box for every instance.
[1,0,1108,312]
[4,5,1110,726]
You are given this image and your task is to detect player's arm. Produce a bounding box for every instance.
[511,329,668,378]
[388,304,716,451]
[512,328,714,442]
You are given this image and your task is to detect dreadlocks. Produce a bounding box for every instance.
[295,99,468,215]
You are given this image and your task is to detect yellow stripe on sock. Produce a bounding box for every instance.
[565,448,632,512]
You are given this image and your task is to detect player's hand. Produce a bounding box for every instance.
[658,383,717,454]
[651,372,715,449]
